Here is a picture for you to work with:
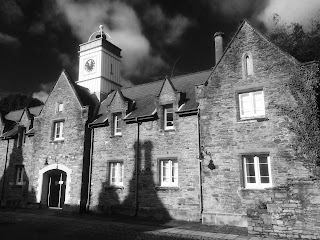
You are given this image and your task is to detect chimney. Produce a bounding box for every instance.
[214,32,224,65]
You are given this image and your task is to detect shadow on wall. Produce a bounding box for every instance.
[98,140,171,221]
[0,133,37,208]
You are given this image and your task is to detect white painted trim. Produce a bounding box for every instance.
[37,164,72,204]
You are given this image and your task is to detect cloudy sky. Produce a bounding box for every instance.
[0,0,319,102]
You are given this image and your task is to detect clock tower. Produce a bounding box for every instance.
[77,25,122,101]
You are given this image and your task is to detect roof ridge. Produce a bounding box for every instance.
[5,105,43,115]
[121,69,211,91]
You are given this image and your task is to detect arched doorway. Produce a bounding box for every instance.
[37,164,72,208]
[41,169,66,208]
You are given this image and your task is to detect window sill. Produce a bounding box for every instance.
[105,185,124,190]
[237,117,268,123]
[110,134,122,138]
[155,186,180,191]
[164,129,175,132]
[50,139,65,143]
[240,187,273,192]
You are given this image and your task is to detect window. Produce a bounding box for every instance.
[109,162,123,186]
[110,63,113,74]
[243,155,271,189]
[243,54,253,76]
[18,127,26,147]
[113,113,122,136]
[57,103,64,112]
[54,121,64,140]
[15,165,24,185]
[239,90,265,119]
[164,104,174,130]
[160,159,178,187]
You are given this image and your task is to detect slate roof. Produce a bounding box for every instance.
[93,69,211,125]
[1,124,19,139]
[5,105,43,122]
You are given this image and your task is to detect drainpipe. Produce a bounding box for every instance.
[1,139,9,204]
[134,117,140,216]
[86,127,94,211]
[197,109,203,221]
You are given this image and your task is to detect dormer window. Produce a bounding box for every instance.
[113,113,122,136]
[164,104,174,130]
[57,103,64,113]
[244,53,253,76]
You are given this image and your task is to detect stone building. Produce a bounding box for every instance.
[0,20,319,231]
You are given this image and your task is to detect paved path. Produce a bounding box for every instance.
[0,210,279,240]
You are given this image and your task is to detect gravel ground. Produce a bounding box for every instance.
[0,209,248,240]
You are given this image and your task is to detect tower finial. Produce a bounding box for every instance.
[99,25,104,37]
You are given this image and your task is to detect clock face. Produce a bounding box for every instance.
[85,59,95,72]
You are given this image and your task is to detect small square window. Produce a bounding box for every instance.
[164,104,174,130]
[109,162,123,186]
[15,165,24,185]
[239,90,265,119]
[113,113,122,136]
[243,154,272,189]
[54,121,64,140]
[57,103,64,112]
[160,159,178,187]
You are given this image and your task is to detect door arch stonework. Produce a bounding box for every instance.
[37,164,72,205]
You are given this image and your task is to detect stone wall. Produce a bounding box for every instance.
[247,178,320,239]
[90,114,201,221]
[198,21,313,227]
[32,73,88,209]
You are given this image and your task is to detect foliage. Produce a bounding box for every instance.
[268,14,320,174]
[0,94,43,114]
[273,63,320,173]
[268,14,320,63]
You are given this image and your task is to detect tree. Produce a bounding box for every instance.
[268,14,320,63]
[0,94,43,114]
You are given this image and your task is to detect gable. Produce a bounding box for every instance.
[39,71,83,117]
[109,90,127,113]
[19,108,31,128]
[158,78,177,105]
[207,20,300,87]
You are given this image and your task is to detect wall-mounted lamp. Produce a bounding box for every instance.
[200,146,216,170]
[44,157,49,166]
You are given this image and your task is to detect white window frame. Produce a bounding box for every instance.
[243,155,272,189]
[57,103,64,112]
[164,104,174,130]
[109,162,124,187]
[16,165,24,185]
[239,90,265,119]
[160,159,178,187]
[113,113,122,136]
[54,121,64,140]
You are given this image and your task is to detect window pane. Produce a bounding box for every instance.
[259,156,268,163]
[240,93,252,116]
[259,163,269,177]
[118,163,123,183]
[253,91,265,115]
[244,156,254,164]
[247,176,256,183]
[60,122,64,138]
[172,161,178,183]
[162,160,169,182]
[110,163,116,183]
[260,177,270,183]
[246,163,255,177]
[58,103,64,112]
[246,56,253,76]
